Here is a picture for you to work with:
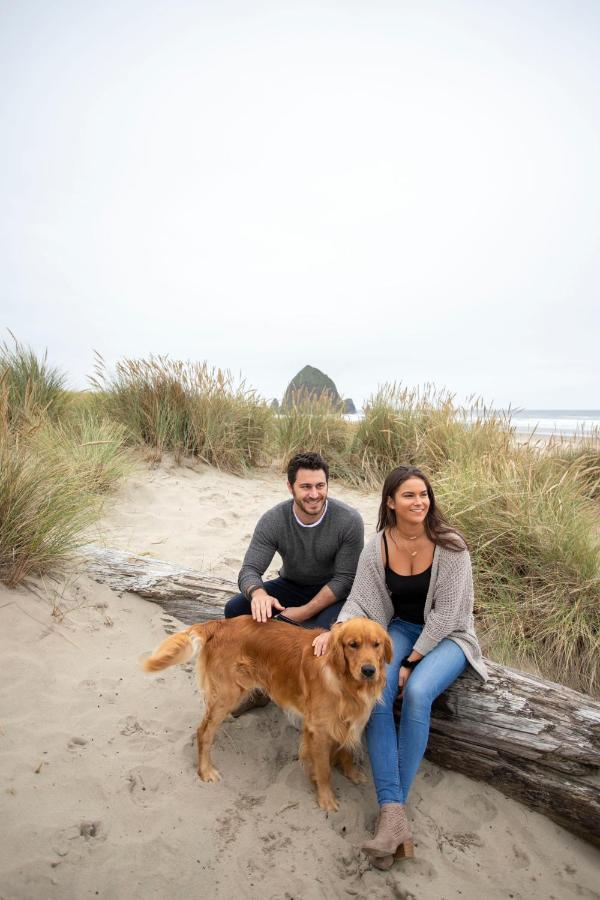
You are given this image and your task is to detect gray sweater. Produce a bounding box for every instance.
[337,532,488,680]
[238,497,364,601]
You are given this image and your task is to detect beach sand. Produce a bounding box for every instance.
[1,459,598,900]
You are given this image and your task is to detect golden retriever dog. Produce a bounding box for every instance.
[142,615,392,811]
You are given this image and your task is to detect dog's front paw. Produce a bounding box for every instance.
[317,790,339,812]
[198,765,222,783]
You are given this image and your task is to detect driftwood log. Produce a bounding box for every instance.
[81,545,600,847]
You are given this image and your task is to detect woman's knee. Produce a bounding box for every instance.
[402,677,433,711]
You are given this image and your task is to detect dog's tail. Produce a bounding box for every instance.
[140,622,220,673]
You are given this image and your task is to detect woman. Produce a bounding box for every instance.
[313,466,488,869]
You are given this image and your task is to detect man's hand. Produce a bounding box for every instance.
[250,589,284,623]
[398,666,412,698]
[312,631,332,656]
[279,605,310,624]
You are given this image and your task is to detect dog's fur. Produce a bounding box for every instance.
[142,615,392,811]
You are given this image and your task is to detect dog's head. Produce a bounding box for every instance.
[329,618,392,685]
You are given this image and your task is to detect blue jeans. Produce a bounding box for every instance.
[224,577,345,629]
[366,618,467,806]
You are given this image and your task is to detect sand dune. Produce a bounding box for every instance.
[1,459,598,899]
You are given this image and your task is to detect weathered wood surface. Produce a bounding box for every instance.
[82,545,233,621]
[427,664,600,846]
[81,544,600,847]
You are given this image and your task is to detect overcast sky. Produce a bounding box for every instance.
[1,0,599,407]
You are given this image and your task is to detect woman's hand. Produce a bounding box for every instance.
[312,631,332,656]
[398,666,412,697]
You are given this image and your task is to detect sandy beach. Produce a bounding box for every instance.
[1,459,598,900]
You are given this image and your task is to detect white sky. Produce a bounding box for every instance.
[1,0,599,407]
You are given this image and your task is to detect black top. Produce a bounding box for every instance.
[383,532,432,625]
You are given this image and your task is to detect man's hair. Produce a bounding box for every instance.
[287,452,329,485]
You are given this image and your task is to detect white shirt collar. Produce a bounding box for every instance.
[293,499,328,528]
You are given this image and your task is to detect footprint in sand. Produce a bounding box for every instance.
[222,557,241,568]
[52,821,106,858]
[79,821,104,841]
[512,843,531,869]
[207,517,227,528]
[464,791,498,823]
[119,716,147,737]
[216,806,246,846]
[124,766,174,806]
[205,493,226,503]
[67,737,88,752]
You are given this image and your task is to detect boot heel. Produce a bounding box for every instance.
[395,840,415,859]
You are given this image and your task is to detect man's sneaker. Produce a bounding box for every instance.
[231,689,271,718]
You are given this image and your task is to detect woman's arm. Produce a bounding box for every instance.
[412,549,474,657]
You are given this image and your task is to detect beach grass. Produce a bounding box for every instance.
[0,342,130,586]
[1,332,68,425]
[276,389,354,478]
[541,434,600,501]
[31,410,132,494]
[436,451,600,695]
[91,355,274,473]
[0,398,130,587]
[349,384,515,486]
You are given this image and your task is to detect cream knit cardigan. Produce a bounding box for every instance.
[337,531,488,681]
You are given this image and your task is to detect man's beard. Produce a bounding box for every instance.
[296,497,326,518]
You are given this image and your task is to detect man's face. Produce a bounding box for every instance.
[288,468,328,522]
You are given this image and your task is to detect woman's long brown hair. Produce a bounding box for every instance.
[376,466,467,552]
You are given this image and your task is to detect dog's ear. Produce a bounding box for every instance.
[328,624,347,674]
[383,632,393,665]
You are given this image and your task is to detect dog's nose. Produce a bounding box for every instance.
[361,664,376,679]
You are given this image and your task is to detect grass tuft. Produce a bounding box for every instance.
[0,332,68,425]
[91,355,273,472]
[276,389,353,478]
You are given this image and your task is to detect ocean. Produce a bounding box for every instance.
[345,410,600,438]
[502,410,600,438]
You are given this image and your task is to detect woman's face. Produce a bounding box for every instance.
[387,477,430,529]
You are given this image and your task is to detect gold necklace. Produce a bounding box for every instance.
[390,527,423,558]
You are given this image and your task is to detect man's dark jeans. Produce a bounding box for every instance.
[224,577,344,629]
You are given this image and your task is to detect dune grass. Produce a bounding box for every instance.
[276,389,354,477]
[91,355,274,472]
[540,433,600,501]
[435,452,600,695]
[31,410,131,495]
[0,332,68,425]
[0,341,130,586]
[349,384,515,486]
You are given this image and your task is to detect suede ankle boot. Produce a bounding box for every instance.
[362,803,414,860]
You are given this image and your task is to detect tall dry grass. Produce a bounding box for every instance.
[436,452,600,695]
[350,384,514,486]
[91,355,273,472]
[0,341,130,586]
[0,332,68,424]
[276,389,353,477]
[540,433,600,501]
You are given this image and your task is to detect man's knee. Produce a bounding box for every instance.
[224,593,250,618]
[312,600,345,630]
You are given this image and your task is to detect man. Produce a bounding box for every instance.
[224,452,364,712]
